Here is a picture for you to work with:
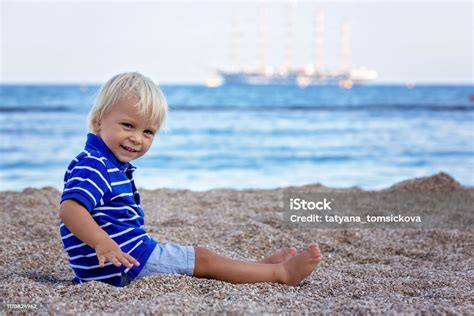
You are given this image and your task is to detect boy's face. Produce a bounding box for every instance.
[93,96,158,163]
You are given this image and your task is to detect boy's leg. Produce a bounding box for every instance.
[255,247,297,264]
[193,244,321,286]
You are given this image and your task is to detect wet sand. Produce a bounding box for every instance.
[0,172,472,314]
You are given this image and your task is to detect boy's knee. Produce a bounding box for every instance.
[194,246,213,266]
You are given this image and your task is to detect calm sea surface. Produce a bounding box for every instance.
[1,84,473,191]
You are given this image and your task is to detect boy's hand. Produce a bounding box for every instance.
[94,236,140,269]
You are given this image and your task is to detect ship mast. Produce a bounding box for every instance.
[231,16,242,72]
[285,2,296,73]
[340,19,351,74]
[313,12,325,74]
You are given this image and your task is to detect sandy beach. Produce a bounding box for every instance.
[0,172,472,314]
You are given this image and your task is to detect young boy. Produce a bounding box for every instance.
[59,72,321,287]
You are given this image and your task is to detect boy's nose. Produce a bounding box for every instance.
[130,134,142,145]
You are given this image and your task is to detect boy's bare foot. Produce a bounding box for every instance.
[256,247,297,264]
[280,243,321,286]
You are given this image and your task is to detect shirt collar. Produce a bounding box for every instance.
[85,133,136,172]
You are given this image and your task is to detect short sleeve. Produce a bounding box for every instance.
[61,157,112,212]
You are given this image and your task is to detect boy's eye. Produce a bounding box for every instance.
[122,123,133,128]
[144,130,155,136]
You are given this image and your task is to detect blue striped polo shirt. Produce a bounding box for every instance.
[59,133,157,287]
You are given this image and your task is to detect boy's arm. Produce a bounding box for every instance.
[59,199,108,248]
[59,199,139,269]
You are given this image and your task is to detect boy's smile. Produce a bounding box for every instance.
[92,96,158,163]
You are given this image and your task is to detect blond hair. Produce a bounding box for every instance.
[88,72,168,133]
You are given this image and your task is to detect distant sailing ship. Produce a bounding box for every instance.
[206,9,377,88]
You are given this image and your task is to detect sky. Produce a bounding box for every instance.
[0,0,472,84]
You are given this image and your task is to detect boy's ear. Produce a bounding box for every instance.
[92,118,101,133]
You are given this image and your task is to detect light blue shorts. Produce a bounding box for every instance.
[120,243,195,287]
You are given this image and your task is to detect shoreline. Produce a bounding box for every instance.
[1,172,473,314]
[5,171,474,195]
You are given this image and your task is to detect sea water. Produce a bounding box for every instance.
[0,84,473,191]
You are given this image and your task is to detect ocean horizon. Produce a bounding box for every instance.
[1,83,473,191]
